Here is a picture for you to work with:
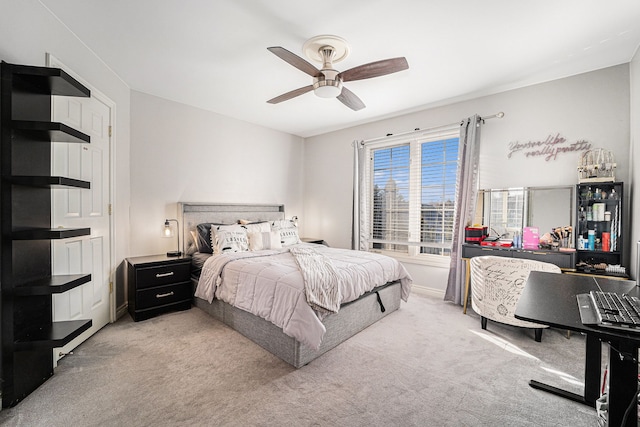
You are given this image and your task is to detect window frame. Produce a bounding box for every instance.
[363,127,460,264]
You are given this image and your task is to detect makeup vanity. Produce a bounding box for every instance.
[462,184,628,313]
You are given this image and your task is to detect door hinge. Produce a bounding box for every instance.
[108,204,112,215]
[108,125,112,137]
[109,282,113,293]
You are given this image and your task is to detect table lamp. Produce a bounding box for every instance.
[163,219,181,257]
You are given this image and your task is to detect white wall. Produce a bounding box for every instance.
[304,65,630,294]
[0,0,131,310]
[2,0,635,301]
[129,91,305,256]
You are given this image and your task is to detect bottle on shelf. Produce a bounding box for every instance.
[594,188,601,200]
[587,230,595,251]
[514,231,521,249]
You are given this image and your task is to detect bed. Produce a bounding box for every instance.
[180,202,412,367]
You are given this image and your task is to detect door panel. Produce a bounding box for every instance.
[90,236,105,307]
[51,84,112,364]
[88,148,104,216]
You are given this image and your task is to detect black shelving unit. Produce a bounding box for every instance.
[1,61,93,407]
[575,182,625,277]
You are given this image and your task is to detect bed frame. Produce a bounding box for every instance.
[179,202,402,368]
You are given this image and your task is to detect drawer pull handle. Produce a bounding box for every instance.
[155,271,174,278]
[156,291,174,299]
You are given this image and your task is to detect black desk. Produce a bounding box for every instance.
[515,271,639,427]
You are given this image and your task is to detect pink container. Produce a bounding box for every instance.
[522,226,540,249]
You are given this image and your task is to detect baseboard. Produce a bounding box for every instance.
[116,303,128,320]
[410,284,444,299]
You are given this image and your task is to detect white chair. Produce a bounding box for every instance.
[470,255,562,342]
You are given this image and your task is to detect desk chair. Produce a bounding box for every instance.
[470,256,562,342]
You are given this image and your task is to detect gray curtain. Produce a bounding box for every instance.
[352,140,367,250]
[444,115,482,305]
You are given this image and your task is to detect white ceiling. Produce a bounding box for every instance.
[41,0,640,138]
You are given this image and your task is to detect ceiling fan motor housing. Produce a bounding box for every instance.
[313,68,342,98]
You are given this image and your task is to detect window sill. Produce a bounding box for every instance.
[369,250,451,268]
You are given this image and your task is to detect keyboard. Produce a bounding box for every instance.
[590,291,640,327]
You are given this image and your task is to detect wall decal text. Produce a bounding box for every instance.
[508,133,592,161]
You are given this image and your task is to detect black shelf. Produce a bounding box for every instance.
[575,182,624,273]
[14,274,92,296]
[14,319,92,351]
[1,61,94,408]
[12,120,90,143]
[8,176,90,189]
[576,249,621,256]
[10,63,90,97]
[12,228,90,240]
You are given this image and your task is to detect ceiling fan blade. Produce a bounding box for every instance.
[337,86,365,111]
[267,47,320,77]
[267,85,314,104]
[340,57,409,82]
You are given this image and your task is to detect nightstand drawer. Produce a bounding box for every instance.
[135,263,190,289]
[136,282,192,310]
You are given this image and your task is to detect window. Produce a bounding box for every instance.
[365,128,460,259]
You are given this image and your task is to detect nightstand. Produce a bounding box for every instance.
[126,254,192,321]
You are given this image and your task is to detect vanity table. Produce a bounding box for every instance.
[463,184,628,313]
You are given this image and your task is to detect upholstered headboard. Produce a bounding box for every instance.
[178,203,286,254]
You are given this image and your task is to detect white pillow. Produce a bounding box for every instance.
[271,219,297,231]
[278,227,300,247]
[271,219,300,246]
[242,221,271,234]
[211,224,246,253]
[213,229,249,254]
[247,231,282,251]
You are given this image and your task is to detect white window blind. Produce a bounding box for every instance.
[365,127,460,258]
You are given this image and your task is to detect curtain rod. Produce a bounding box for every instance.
[357,111,504,146]
[481,112,505,121]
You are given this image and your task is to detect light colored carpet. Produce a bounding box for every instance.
[0,293,598,426]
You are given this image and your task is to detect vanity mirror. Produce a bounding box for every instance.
[473,185,575,240]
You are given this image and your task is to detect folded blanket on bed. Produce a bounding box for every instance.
[289,246,341,315]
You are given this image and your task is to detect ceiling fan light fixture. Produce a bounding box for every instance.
[313,79,342,98]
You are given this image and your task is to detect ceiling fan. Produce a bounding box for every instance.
[266,35,409,111]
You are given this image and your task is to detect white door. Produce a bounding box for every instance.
[50,72,112,365]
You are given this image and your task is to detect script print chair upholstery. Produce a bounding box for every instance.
[470,255,562,342]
